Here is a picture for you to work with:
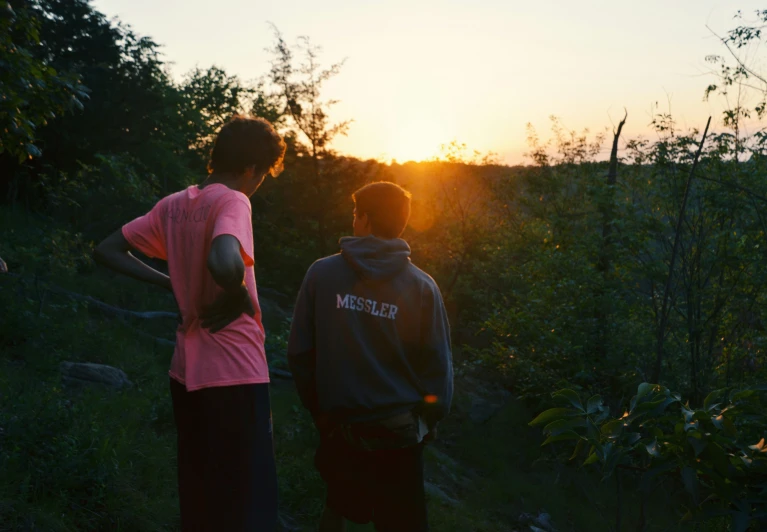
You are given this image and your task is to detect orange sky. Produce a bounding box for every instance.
[93,0,767,164]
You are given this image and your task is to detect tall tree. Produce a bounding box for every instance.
[0,0,86,202]
[267,26,351,256]
[180,66,253,162]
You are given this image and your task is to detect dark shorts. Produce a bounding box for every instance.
[170,378,278,532]
[314,430,428,532]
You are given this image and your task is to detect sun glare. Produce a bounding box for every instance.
[387,120,445,163]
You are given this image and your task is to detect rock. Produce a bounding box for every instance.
[459,376,512,425]
[520,512,556,532]
[60,362,132,390]
[469,396,504,424]
[424,481,459,506]
[276,512,300,531]
[426,446,460,470]
[534,513,553,530]
[270,368,293,380]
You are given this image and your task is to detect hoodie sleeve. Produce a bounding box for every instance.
[416,281,454,430]
[287,264,319,418]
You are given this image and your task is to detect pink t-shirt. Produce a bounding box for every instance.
[122,183,270,391]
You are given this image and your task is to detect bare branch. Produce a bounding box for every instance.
[2,273,179,321]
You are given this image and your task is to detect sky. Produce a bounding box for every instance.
[91,0,767,165]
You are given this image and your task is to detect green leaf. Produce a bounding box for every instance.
[541,431,581,446]
[529,408,580,427]
[681,466,699,504]
[25,143,41,158]
[601,419,624,437]
[646,439,661,457]
[637,382,654,400]
[584,417,599,437]
[552,389,584,411]
[582,451,599,466]
[542,417,587,436]
[731,389,755,402]
[586,395,602,414]
[625,432,641,445]
[569,438,585,461]
[711,414,737,436]
[703,388,726,411]
[687,435,708,457]
[702,443,731,477]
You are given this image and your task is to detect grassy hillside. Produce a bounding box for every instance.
[0,207,722,531]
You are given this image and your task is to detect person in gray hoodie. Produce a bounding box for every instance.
[287,181,453,532]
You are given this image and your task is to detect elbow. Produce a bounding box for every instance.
[93,242,108,265]
[93,229,131,268]
[207,253,244,290]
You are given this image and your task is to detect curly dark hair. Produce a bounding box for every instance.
[207,115,286,177]
[352,181,412,239]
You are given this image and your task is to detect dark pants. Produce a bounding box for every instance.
[170,378,278,532]
[315,430,428,532]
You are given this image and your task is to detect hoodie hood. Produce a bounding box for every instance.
[340,236,411,281]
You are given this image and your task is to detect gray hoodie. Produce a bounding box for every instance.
[287,236,453,428]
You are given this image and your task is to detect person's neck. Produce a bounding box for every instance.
[200,173,241,191]
[355,233,394,240]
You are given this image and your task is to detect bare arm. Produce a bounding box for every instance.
[200,234,255,332]
[206,234,246,292]
[94,230,171,291]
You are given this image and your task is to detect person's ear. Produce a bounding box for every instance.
[360,212,373,233]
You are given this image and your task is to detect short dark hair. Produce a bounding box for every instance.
[352,181,412,239]
[207,115,286,176]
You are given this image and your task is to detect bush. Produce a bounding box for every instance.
[531,383,767,530]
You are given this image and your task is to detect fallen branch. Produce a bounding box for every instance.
[133,328,176,348]
[2,272,179,321]
[49,285,179,320]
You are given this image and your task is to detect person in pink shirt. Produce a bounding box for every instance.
[94,115,286,531]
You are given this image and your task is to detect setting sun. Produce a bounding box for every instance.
[386,119,446,163]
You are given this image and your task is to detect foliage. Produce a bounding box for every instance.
[531,383,767,530]
[705,9,767,128]
[471,111,767,406]
[0,0,87,162]
[41,153,161,238]
[180,66,255,159]
[265,25,357,256]
[1,2,767,530]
